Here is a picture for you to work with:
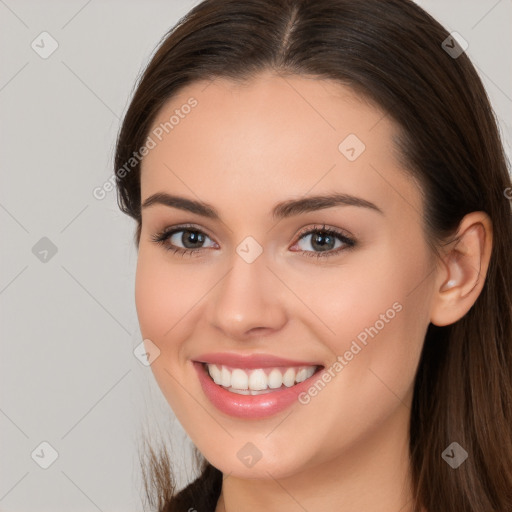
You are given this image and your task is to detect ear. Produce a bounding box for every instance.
[429,211,493,327]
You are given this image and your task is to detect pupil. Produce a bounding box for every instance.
[312,232,334,251]
[183,230,204,248]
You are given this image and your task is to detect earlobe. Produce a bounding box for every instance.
[430,212,493,327]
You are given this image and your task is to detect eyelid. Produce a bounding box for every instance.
[154,222,216,241]
[293,223,355,242]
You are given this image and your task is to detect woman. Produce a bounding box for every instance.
[114,0,512,510]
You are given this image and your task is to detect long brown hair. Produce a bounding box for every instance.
[114,1,512,510]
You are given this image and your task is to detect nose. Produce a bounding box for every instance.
[207,249,288,340]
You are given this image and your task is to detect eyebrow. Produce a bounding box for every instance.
[141,192,384,219]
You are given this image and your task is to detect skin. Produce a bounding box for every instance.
[135,70,492,512]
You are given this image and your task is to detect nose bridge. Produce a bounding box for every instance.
[208,242,287,338]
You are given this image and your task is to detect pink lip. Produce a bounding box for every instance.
[194,352,321,369]
[193,360,323,419]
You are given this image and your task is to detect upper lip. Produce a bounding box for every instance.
[194,352,323,369]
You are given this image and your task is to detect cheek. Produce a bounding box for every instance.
[291,238,432,395]
[292,245,428,344]
[134,249,196,413]
[135,248,203,342]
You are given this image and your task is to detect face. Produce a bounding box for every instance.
[135,71,437,479]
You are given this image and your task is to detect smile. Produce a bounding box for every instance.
[193,359,324,419]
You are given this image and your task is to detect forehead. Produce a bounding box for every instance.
[140,72,419,219]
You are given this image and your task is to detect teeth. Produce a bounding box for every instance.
[229,388,251,395]
[231,369,249,390]
[295,367,311,383]
[268,368,283,389]
[208,364,222,385]
[205,364,317,392]
[282,367,296,387]
[221,366,231,387]
[248,369,268,390]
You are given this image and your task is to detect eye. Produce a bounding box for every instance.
[151,223,356,259]
[290,224,356,259]
[150,224,217,256]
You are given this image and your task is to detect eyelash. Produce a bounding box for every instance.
[150,223,356,259]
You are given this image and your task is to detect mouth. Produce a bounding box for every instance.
[192,360,325,419]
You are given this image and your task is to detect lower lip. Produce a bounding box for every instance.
[193,361,322,419]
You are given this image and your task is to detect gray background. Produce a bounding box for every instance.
[0,1,510,511]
